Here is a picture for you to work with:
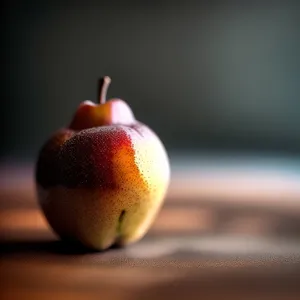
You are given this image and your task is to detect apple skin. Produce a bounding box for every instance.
[35,122,170,250]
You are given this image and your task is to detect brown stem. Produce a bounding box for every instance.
[98,76,111,104]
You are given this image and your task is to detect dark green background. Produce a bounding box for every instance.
[3,1,300,161]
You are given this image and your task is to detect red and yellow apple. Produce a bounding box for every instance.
[35,77,170,250]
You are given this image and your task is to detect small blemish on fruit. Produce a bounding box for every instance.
[117,209,126,235]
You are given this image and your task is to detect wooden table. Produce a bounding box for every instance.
[1,160,300,299]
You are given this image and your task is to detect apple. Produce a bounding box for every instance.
[35,77,170,250]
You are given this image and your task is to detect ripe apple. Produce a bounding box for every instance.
[35,77,170,250]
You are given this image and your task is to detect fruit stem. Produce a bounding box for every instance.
[98,76,111,104]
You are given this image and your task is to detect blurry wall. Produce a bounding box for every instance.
[2,1,300,161]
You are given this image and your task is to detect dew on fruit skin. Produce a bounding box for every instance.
[38,120,170,249]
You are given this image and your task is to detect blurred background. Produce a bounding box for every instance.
[1,2,300,298]
[2,1,300,162]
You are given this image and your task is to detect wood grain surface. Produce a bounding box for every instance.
[1,163,300,299]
